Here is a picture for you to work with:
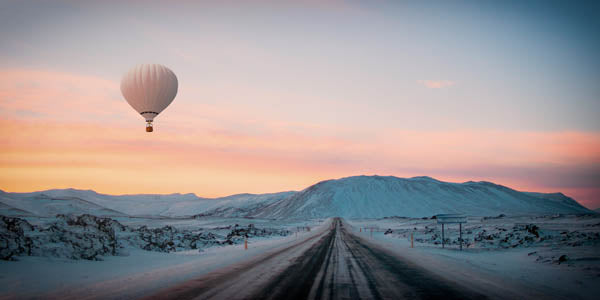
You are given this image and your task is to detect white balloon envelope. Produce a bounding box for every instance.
[120,64,178,132]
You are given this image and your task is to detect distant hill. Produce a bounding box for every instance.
[0,201,34,217]
[0,176,592,219]
[249,176,592,219]
[0,189,293,218]
[0,189,128,217]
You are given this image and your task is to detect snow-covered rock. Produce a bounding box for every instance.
[0,216,34,260]
[367,214,600,253]
[0,215,291,261]
[1,214,121,260]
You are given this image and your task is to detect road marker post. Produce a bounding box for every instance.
[411,233,414,248]
[442,224,445,248]
[459,223,462,251]
[244,237,248,250]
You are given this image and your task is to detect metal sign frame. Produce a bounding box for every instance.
[436,214,467,250]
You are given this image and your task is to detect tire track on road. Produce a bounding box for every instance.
[145,218,488,300]
[143,224,332,300]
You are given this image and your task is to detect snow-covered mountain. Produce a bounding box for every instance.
[0,176,592,219]
[249,176,592,219]
[0,189,293,218]
[0,189,127,217]
[0,201,33,217]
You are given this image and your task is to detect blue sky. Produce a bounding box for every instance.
[1,0,599,207]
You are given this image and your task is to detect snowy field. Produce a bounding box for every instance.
[0,215,325,299]
[347,214,600,299]
[2,213,600,299]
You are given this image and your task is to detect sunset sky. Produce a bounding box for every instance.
[1,1,599,208]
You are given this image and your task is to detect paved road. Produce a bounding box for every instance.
[145,218,487,300]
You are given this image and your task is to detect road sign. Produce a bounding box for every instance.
[436,214,467,250]
[436,214,467,224]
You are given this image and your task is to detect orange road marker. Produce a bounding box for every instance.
[244,237,248,250]
[411,233,414,248]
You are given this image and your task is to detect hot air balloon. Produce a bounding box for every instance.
[120,64,178,132]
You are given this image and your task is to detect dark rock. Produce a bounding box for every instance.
[558,255,568,264]
[1,216,34,260]
[1,215,291,260]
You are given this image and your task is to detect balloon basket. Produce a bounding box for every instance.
[146,122,153,132]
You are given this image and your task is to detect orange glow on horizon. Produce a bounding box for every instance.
[1,69,599,208]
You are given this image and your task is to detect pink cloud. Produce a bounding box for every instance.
[0,69,598,208]
[0,69,126,122]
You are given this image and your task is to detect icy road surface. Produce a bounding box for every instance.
[145,218,485,300]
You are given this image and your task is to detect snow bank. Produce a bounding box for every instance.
[346,215,600,299]
[0,218,329,299]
